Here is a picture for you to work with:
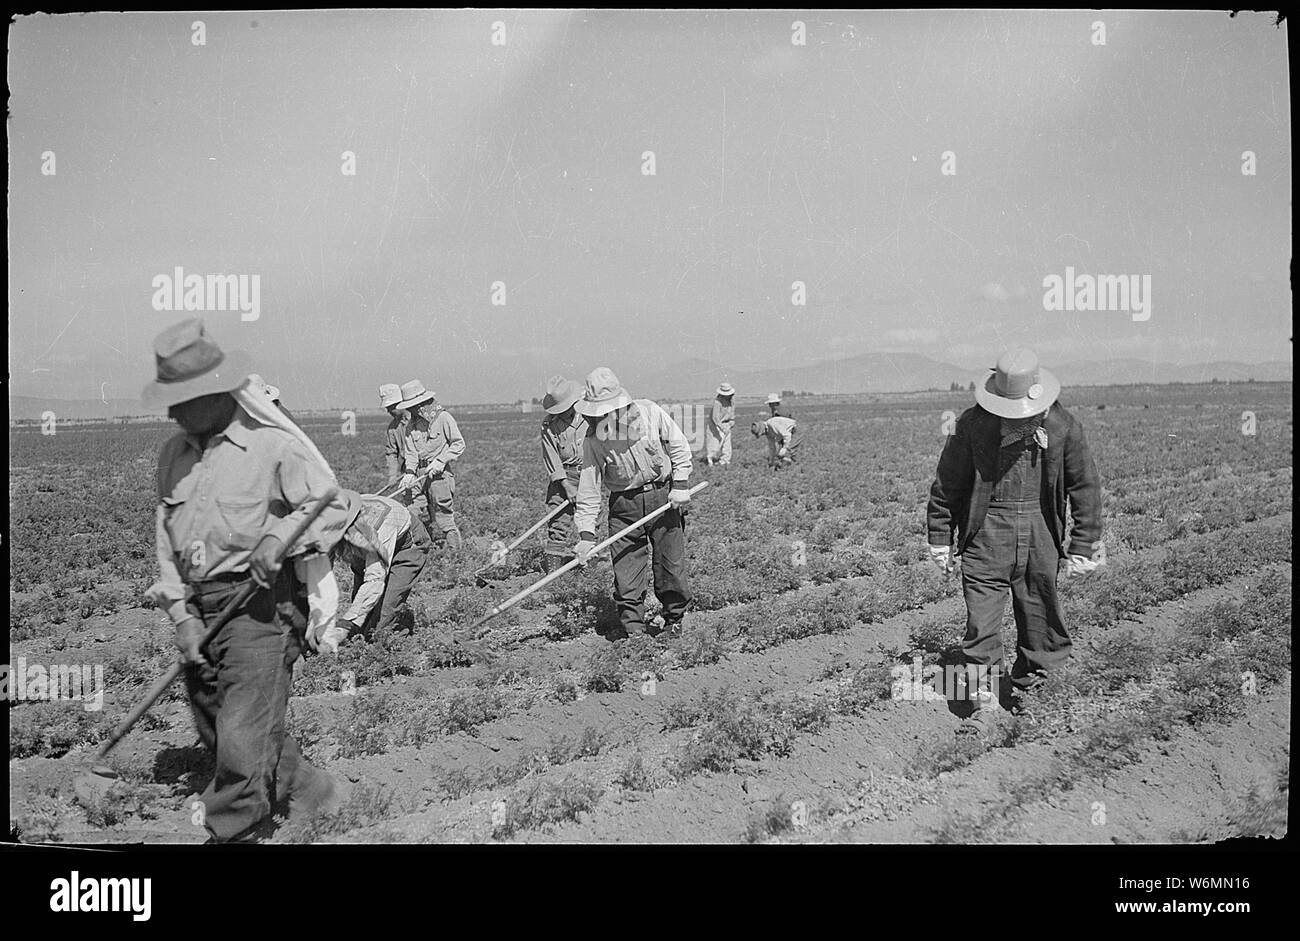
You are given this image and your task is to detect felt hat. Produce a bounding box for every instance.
[378,383,403,408]
[141,318,253,410]
[974,348,1060,419]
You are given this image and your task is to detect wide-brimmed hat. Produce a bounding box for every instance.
[378,383,403,408]
[974,348,1060,419]
[141,318,253,411]
[716,382,735,397]
[765,393,781,405]
[576,367,632,417]
[543,375,584,414]
[396,379,436,411]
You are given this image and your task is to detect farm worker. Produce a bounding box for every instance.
[751,415,799,469]
[704,382,736,465]
[765,392,789,418]
[379,383,410,487]
[926,349,1104,736]
[539,376,586,572]
[573,367,694,640]
[309,489,432,653]
[142,318,352,843]
[395,379,466,550]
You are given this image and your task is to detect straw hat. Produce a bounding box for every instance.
[765,393,781,405]
[396,379,437,411]
[576,367,633,417]
[378,383,403,408]
[141,318,253,410]
[974,349,1060,419]
[716,382,735,397]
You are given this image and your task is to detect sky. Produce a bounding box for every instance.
[8,10,1292,409]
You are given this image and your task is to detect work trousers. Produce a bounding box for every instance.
[182,573,333,842]
[544,471,581,561]
[349,516,432,636]
[705,426,733,464]
[403,470,460,547]
[607,483,691,633]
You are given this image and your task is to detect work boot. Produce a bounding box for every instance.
[956,689,1009,740]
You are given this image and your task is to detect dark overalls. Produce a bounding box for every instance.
[958,432,1071,696]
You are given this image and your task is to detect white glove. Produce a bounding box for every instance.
[777,446,790,458]
[427,460,445,477]
[574,538,597,566]
[1066,555,1100,576]
[398,473,417,491]
[315,623,352,656]
[669,488,691,512]
[928,545,958,575]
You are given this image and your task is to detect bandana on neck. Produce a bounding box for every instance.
[999,414,1048,450]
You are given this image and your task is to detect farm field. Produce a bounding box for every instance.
[8,382,1292,843]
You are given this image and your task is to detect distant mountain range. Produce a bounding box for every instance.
[9,355,1292,419]
[625,353,1294,401]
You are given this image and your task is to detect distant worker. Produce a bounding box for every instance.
[704,382,736,465]
[765,392,790,418]
[752,415,800,470]
[539,376,586,572]
[926,349,1104,737]
[309,489,432,653]
[573,367,694,640]
[379,383,409,488]
[396,380,465,550]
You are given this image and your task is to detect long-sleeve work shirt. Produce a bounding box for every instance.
[148,408,351,627]
[574,399,692,537]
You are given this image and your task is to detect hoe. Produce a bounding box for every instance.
[472,498,574,587]
[462,481,710,650]
[73,487,339,809]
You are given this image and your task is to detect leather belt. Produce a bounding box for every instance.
[613,478,668,496]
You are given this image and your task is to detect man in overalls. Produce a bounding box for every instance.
[926,349,1104,736]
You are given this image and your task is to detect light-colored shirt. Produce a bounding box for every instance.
[709,399,736,431]
[384,414,410,482]
[148,408,351,627]
[334,494,412,624]
[541,410,586,482]
[758,416,798,459]
[404,408,465,475]
[574,399,692,536]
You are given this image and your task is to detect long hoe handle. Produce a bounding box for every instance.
[464,481,710,636]
[475,498,573,575]
[93,486,341,762]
